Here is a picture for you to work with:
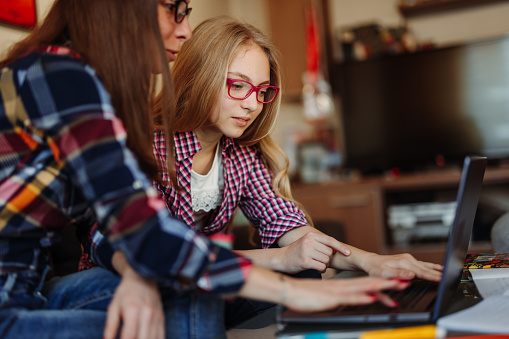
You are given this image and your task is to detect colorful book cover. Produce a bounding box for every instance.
[462,253,509,281]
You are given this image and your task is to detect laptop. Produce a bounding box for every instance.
[279,156,487,324]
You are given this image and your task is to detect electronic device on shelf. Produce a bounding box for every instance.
[387,201,457,246]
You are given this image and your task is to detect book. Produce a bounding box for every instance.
[462,253,509,282]
[460,253,509,298]
[465,253,509,269]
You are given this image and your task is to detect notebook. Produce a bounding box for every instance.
[279,156,487,324]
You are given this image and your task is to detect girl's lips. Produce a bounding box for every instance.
[233,117,249,127]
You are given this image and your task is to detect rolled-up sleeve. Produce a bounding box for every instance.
[238,151,308,248]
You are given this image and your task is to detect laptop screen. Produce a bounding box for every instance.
[279,156,487,325]
[432,156,487,320]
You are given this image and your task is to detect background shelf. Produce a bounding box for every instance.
[399,0,509,17]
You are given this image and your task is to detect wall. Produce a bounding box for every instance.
[408,3,509,45]
[0,0,53,56]
[327,0,509,47]
[0,0,269,56]
[189,0,270,33]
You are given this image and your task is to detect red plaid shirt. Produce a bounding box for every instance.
[153,130,308,248]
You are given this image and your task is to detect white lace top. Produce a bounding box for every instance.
[191,143,225,230]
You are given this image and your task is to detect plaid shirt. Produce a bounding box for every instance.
[0,47,251,303]
[153,130,309,248]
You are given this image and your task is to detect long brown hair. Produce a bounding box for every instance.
[168,16,313,225]
[2,0,175,182]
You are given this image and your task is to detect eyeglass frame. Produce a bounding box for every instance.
[167,0,192,24]
[226,78,280,104]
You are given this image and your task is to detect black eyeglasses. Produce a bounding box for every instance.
[168,0,192,24]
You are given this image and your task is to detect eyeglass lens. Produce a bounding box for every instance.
[229,80,277,103]
[176,1,191,23]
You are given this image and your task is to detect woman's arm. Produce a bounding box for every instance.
[103,250,410,339]
[236,265,408,312]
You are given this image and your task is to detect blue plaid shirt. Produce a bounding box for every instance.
[0,47,251,308]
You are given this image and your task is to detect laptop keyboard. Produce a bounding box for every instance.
[342,279,438,312]
[386,279,437,310]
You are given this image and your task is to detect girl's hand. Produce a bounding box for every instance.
[279,232,350,273]
[359,252,443,282]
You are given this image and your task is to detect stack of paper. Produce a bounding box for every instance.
[437,290,509,333]
[469,268,509,298]
[439,253,509,333]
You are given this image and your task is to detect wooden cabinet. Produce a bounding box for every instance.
[292,166,509,263]
[293,181,384,254]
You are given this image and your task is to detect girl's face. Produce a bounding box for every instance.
[157,1,192,63]
[207,43,271,139]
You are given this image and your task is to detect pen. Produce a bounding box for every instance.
[278,330,365,338]
[359,325,446,339]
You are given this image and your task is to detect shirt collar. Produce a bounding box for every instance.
[173,131,235,161]
[174,130,201,161]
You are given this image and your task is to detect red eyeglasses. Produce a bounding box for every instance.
[226,78,279,104]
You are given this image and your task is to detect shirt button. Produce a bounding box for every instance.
[132,180,143,189]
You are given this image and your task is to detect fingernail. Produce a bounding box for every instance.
[345,249,351,255]
[390,278,410,284]
[367,293,378,300]
[392,301,400,308]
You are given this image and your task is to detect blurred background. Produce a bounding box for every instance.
[3,0,509,179]
[3,0,509,260]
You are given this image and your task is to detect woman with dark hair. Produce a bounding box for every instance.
[0,1,196,338]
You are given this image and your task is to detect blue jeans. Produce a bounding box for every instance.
[0,267,224,339]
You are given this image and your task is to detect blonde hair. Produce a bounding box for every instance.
[2,0,175,183]
[170,16,313,225]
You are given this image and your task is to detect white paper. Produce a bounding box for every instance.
[469,267,509,298]
[437,295,509,333]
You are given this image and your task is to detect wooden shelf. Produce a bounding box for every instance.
[293,166,509,263]
[399,0,509,17]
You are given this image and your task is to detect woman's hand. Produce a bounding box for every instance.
[358,252,443,282]
[103,252,165,339]
[238,266,410,312]
[283,275,410,312]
